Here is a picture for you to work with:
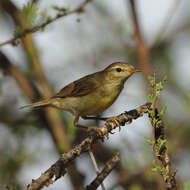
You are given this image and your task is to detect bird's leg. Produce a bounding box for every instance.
[82,116,121,131]
[82,116,109,121]
[74,116,104,138]
[105,116,121,131]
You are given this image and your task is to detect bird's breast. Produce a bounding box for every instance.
[53,82,124,117]
[78,82,123,116]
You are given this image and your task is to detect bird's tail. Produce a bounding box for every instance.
[19,99,52,109]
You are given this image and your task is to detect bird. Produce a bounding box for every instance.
[20,62,141,136]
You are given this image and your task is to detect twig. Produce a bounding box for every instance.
[147,75,177,189]
[129,2,178,189]
[149,108,177,190]
[0,0,92,47]
[6,184,14,190]
[27,102,151,190]
[86,152,120,190]
[88,150,106,190]
[0,51,40,101]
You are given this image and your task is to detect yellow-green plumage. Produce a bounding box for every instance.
[20,62,141,132]
[19,98,52,109]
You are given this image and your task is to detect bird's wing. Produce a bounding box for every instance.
[53,72,102,98]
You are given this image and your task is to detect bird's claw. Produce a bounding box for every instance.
[127,118,132,124]
[106,117,121,131]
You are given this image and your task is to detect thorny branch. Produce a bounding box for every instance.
[149,109,177,190]
[0,0,92,47]
[129,1,177,189]
[86,152,120,190]
[27,102,151,190]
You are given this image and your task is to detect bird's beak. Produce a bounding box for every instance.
[129,69,141,74]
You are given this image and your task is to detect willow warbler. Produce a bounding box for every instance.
[20,62,141,135]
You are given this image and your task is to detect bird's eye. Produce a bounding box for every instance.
[116,68,122,72]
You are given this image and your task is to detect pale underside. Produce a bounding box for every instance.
[51,71,124,117]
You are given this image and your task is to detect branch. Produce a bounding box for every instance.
[86,152,120,190]
[0,0,92,47]
[88,150,106,190]
[6,184,15,190]
[129,2,178,189]
[0,51,40,101]
[149,108,177,190]
[27,102,151,190]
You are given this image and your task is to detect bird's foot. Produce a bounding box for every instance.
[87,126,105,140]
[106,117,121,131]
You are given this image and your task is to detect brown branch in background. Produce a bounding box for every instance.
[0,0,92,47]
[27,103,151,190]
[6,184,15,190]
[149,108,177,190]
[86,152,120,190]
[1,0,68,149]
[1,1,85,189]
[129,0,152,81]
[0,50,84,189]
[0,51,49,126]
[0,52,40,101]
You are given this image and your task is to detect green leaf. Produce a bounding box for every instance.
[156,139,167,154]
[184,181,190,190]
[152,167,161,173]
[152,166,166,176]
[160,167,167,176]
[148,93,155,103]
[148,75,154,86]
[52,6,70,13]
[161,75,167,86]
[156,82,163,92]
[159,104,168,118]
[14,26,22,38]
[145,137,152,145]
[148,110,154,118]
[22,2,38,26]
[155,120,162,128]
[152,159,156,166]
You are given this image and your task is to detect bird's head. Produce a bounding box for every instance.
[103,62,141,82]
